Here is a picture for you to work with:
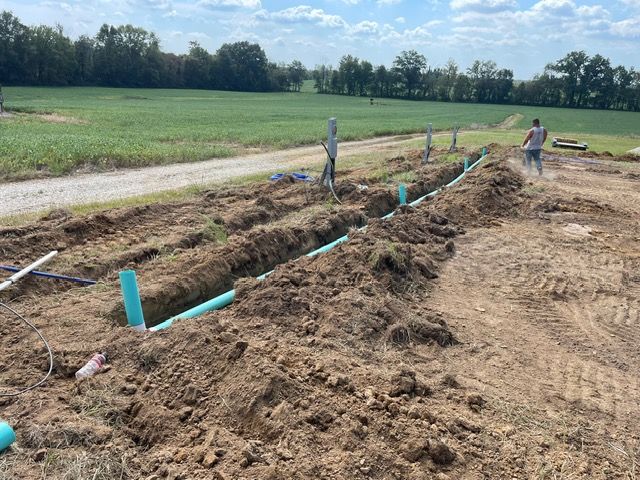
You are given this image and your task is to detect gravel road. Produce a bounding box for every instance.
[1,134,425,217]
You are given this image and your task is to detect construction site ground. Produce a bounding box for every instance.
[1,146,639,479]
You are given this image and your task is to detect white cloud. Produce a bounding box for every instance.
[187,31,211,39]
[450,0,517,12]
[196,0,261,9]
[377,0,402,5]
[610,17,640,37]
[142,0,173,9]
[349,20,379,34]
[256,5,348,28]
[576,4,609,17]
[395,16,405,23]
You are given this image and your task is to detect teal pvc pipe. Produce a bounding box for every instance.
[256,270,274,281]
[464,157,469,171]
[306,234,349,257]
[482,147,488,156]
[119,270,146,331]
[151,289,236,331]
[399,184,407,205]
[0,422,16,452]
[152,153,490,331]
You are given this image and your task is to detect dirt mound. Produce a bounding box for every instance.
[427,160,525,225]
[230,209,459,348]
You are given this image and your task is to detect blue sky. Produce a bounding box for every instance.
[4,0,639,78]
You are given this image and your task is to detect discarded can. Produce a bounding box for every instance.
[75,353,107,380]
[0,421,16,452]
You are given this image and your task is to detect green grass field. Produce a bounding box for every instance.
[1,86,638,178]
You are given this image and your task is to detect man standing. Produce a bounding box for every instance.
[521,118,547,176]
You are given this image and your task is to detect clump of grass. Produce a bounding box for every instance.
[391,171,417,183]
[70,381,126,429]
[371,165,391,183]
[201,216,228,243]
[42,451,130,480]
[368,241,409,273]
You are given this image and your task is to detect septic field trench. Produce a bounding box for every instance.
[1,147,639,479]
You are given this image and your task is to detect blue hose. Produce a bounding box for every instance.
[0,266,96,285]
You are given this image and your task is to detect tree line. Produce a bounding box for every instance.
[2,10,639,111]
[0,11,306,92]
[313,50,640,111]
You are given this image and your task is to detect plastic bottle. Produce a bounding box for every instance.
[75,353,107,380]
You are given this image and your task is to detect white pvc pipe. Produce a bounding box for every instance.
[0,251,58,292]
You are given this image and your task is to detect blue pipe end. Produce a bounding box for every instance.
[482,147,488,156]
[464,157,469,171]
[119,270,146,331]
[0,422,16,452]
[399,184,407,205]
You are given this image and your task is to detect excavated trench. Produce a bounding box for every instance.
[133,162,467,328]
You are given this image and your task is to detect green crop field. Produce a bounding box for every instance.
[0,86,638,179]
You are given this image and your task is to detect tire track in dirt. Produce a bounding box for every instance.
[436,230,640,435]
[426,157,640,472]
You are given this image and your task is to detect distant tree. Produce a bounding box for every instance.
[452,74,473,103]
[312,64,332,94]
[547,50,589,107]
[329,69,341,94]
[28,24,76,85]
[1,10,638,109]
[184,41,212,89]
[435,59,458,101]
[215,41,269,92]
[392,50,427,98]
[356,60,373,96]
[0,11,30,84]
[287,60,306,92]
[268,62,290,91]
[612,66,634,110]
[373,65,387,97]
[338,55,359,96]
[74,35,94,85]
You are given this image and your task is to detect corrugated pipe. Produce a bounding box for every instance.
[149,151,490,331]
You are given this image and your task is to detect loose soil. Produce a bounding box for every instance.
[1,146,639,479]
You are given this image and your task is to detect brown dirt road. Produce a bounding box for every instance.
[1,147,639,479]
